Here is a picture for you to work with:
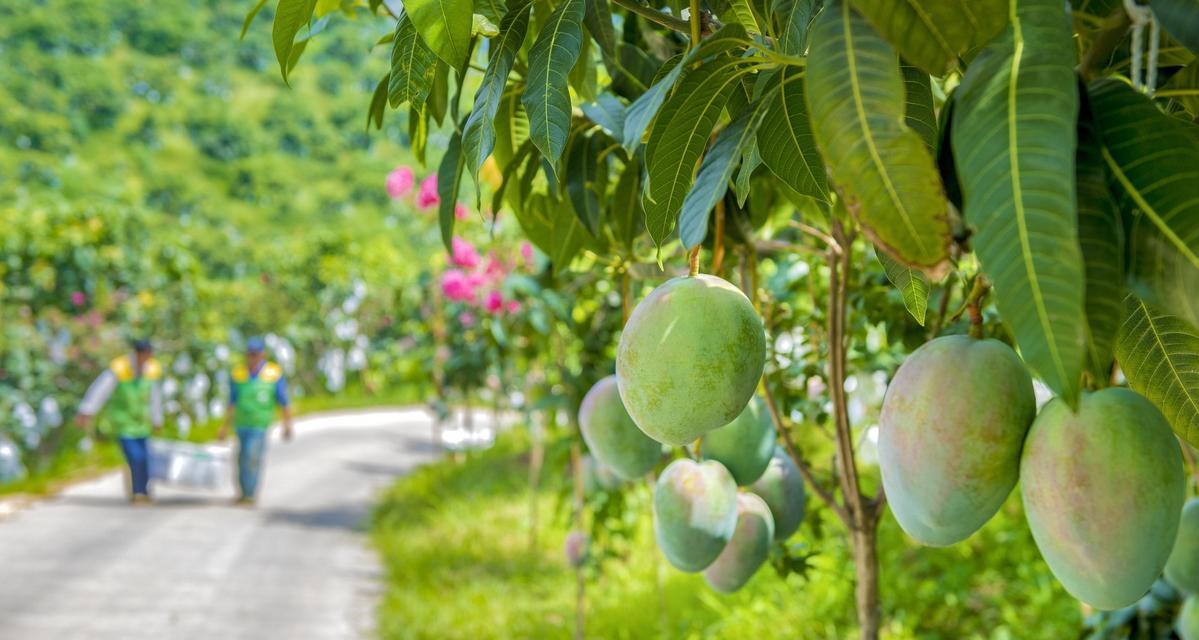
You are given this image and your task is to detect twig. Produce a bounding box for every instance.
[789,221,841,253]
[610,0,693,35]
[762,380,850,525]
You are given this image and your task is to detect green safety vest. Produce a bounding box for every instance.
[232,362,283,429]
[105,355,161,438]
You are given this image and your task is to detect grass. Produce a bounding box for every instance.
[372,429,1084,639]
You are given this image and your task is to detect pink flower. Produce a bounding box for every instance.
[70,291,86,307]
[454,203,470,220]
[440,269,476,302]
[417,174,440,209]
[483,254,507,281]
[451,236,481,269]
[520,241,534,265]
[484,291,504,314]
[458,311,476,327]
[506,300,521,314]
[386,166,415,198]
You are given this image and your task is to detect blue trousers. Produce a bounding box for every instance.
[236,428,268,498]
[118,437,150,496]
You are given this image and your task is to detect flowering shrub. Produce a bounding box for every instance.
[386,166,414,199]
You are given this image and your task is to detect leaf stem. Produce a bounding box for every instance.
[688,0,701,47]
[609,0,692,35]
[964,274,991,339]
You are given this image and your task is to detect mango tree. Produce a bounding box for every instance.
[253,0,1199,636]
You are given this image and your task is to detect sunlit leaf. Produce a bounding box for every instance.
[806,1,951,274]
[679,103,769,249]
[522,0,587,177]
[438,131,466,252]
[388,12,438,108]
[1116,295,1199,448]
[952,0,1085,405]
[850,0,1008,75]
[757,68,827,203]
[403,0,473,67]
[877,250,929,326]
[272,0,317,83]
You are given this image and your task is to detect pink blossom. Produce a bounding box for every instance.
[520,241,534,265]
[484,291,504,314]
[506,300,521,314]
[70,291,86,307]
[458,311,476,327]
[451,236,481,269]
[440,269,476,302]
[386,166,415,198]
[454,203,470,220]
[483,254,507,281]
[417,174,440,209]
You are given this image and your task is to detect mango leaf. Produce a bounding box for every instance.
[611,157,643,248]
[643,55,751,248]
[462,1,532,194]
[1152,0,1199,54]
[476,0,506,26]
[952,0,1085,405]
[1163,61,1199,116]
[1088,78,1199,331]
[366,73,390,130]
[679,103,769,249]
[877,250,929,325]
[242,0,271,39]
[388,12,439,108]
[526,193,591,274]
[734,142,761,207]
[565,132,606,236]
[1076,91,1124,384]
[1116,295,1199,447]
[773,0,817,56]
[580,93,626,140]
[806,1,951,274]
[729,0,763,35]
[522,0,587,178]
[1076,90,1125,383]
[492,87,529,170]
[757,68,827,203]
[438,131,466,252]
[849,0,1008,75]
[569,34,598,103]
[403,0,473,67]
[584,0,617,58]
[272,0,317,83]
[901,63,936,151]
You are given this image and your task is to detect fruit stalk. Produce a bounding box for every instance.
[688,246,700,277]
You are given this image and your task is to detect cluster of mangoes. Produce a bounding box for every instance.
[577,274,807,593]
[879,334,1187,611]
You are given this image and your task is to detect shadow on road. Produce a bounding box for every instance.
[264,503,370,532]
[55,494,231,509]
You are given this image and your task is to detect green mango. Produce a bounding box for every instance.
[1180,595,1199,640]
[1022,388,1185,610]
[704,492,774,593]
[749,446,807,541]
[701,396,776,485]
[879,335,1035,546]
[1167,499,1199,594]
[653,458,739,572]
[617,275,765,446]
[579,375,661,480]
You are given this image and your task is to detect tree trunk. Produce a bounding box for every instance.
[527,418,544,555]
[851,527,881,640]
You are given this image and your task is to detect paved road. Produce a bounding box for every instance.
[0,408,455,640]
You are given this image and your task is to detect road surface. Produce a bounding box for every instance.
[0,408,462,640]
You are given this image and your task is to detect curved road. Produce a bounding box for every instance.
[0,408,454,640]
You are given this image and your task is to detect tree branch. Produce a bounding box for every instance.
[609,0,693,35]
[762,380,851,525]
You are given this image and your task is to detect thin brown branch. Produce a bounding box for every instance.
[610,0,693,35]
[753,238,822,256]
[829,219,864,529]
[789,220,842,253]
[762,381,850,525]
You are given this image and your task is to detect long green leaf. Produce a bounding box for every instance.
[850,0,1008,75]
[462,1,532,193]
[901,63,936,151]
[493,87,529,170]
[242,0,271,39]
[1076,90,1125,383]
[679,103,769,249]
[522,0,587,178]
[565,132,606,236]
[403,0,473,67]
[1116,295,1199,447]
[580,93,626,140]
[773,0,817,56]
[272,0,317,83]
[366,73,390,130]
[806,1,951,274]
[1152,0,1199,54]
[877,250,929,325]
[1088,78,1199,331]
[952,0,1084,405]
[643,55,750,248]
[388,12,439,108]
[583,0,617,58]
[438,131,466,253]
[757,68,828,203]
[611,158,644,248]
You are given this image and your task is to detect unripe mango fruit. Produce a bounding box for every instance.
[582,454,623,494]
[564,531,589,568]
[1167,499,1199,594]
[1180,596,1199,640]
[704,493,774,593]
[878,335,1035,546]
[617,275,765,446]
[701,396,776,485]
[1022,388,1185,610]
[579,376,661,480]
[749,446,807,541]
[653,458,739,572]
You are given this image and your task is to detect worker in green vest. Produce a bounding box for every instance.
[75,339,164,504]
[218,336,293,505]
